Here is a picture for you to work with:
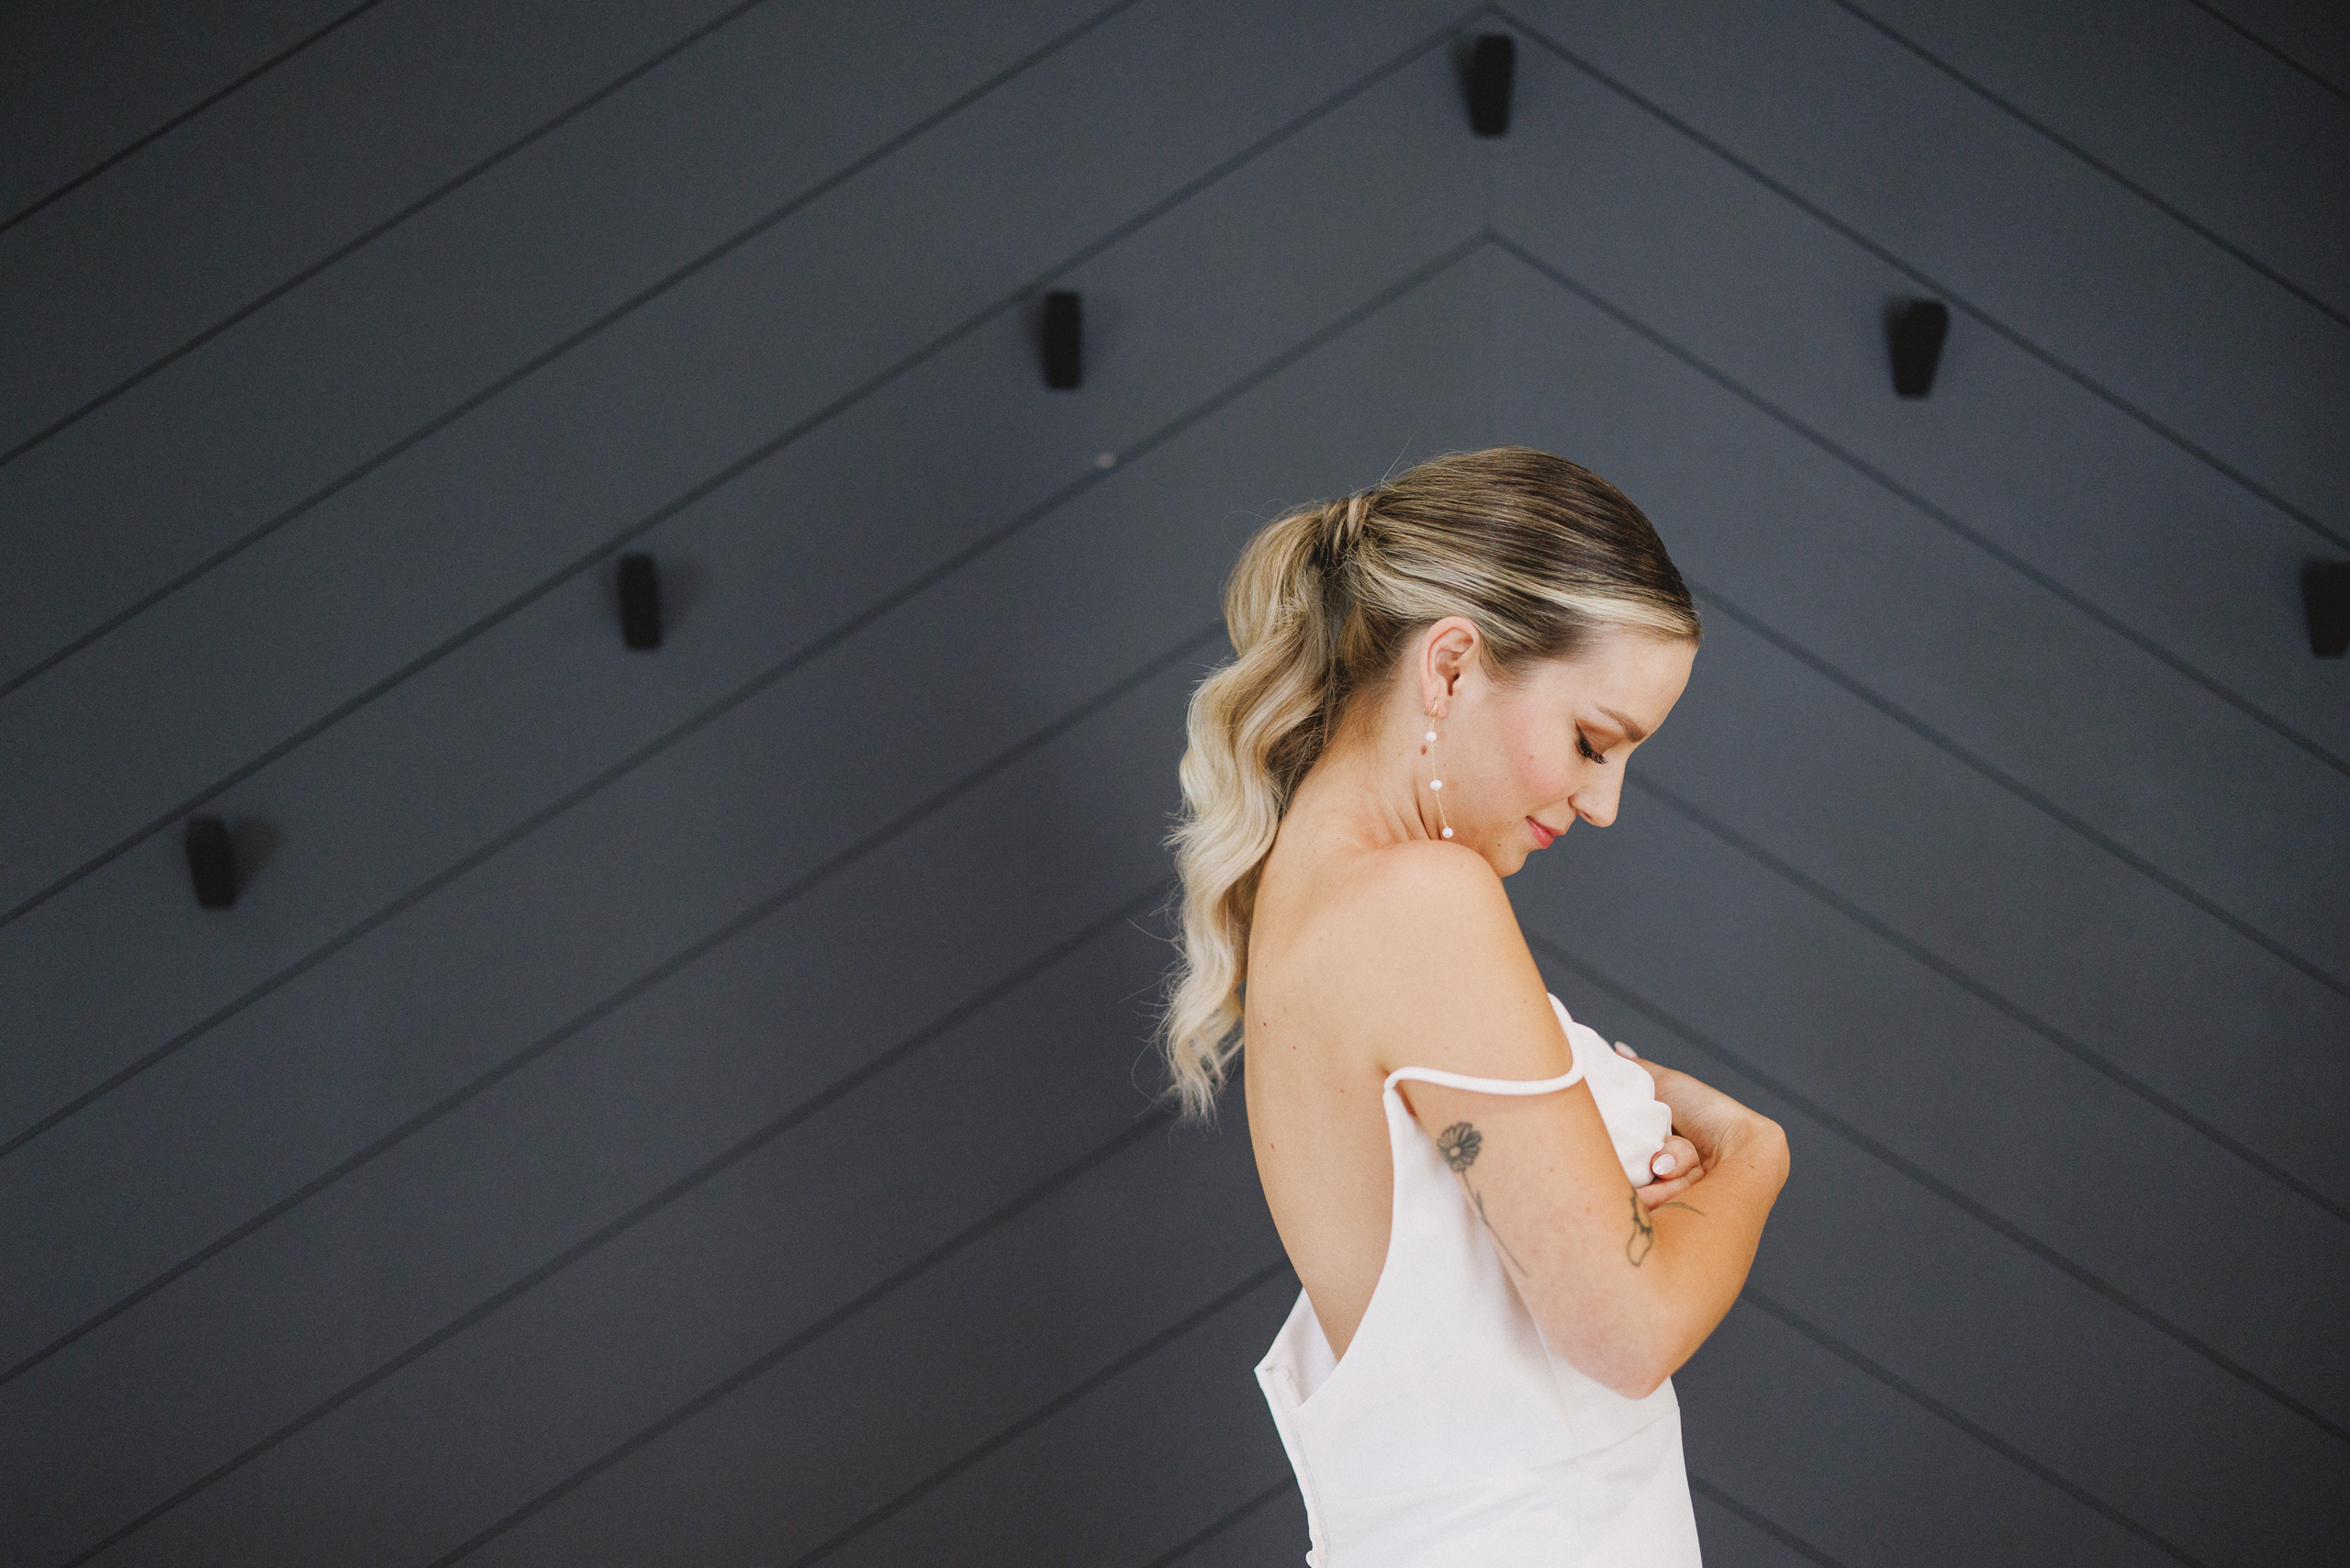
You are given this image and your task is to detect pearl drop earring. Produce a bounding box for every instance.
[1422,710,1454,839]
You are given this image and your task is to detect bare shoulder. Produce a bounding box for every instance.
[1323,841,1572,1082]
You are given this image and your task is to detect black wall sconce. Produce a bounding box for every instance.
[1466,34,1515,136]
[1043,290,1082,389]
[1889,299,1950,397]
[619,553,662,649]
[186,815,235,909]
[2306,561,2350,657]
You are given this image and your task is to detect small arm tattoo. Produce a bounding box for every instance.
[1436,1122,1529,1276]
[1469,1185,1531,1276]
[1627,1189,1655,1266]
[1436,1122,1482,1170]
[1660,1200,1705,1215]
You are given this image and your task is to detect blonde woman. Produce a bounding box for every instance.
[1157,447,1789,1564]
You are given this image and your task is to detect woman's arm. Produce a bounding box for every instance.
[1365,844,1790,1398]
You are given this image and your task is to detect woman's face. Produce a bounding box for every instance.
[1419,618,1695,873]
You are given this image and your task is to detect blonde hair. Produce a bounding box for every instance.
[1152,445,1700,1125]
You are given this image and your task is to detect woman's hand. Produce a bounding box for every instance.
[1639,1131,1705,1209]
[1616,1041,1775,1210]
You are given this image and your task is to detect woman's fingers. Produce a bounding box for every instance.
[1639,1137,1706,1209]
[1639,1170,1699,1208]
[1648,1136,1701,1182]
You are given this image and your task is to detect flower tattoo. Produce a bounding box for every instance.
[1434,1120,1527,1275]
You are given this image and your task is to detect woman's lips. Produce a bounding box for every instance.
[1527,816,1558,847]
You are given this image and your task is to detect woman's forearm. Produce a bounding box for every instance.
[1629,1114,1791,1391]
[1517,1113,1788,1399]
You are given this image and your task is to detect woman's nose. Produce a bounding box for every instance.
[1573,778,1620,829]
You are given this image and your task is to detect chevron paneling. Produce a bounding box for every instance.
[2,2,2343,1563]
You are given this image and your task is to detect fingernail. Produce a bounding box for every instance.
[1652,1152,1675,1176]
[1615,1041,1638,1058]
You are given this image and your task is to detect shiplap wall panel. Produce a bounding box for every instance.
[1515,0,2350,532]
[1676,1306,2177,1567]
[2199,0,2350,97]
[1684,1494,1824,1568]
[434,935,1268,1568]
[0,0,1472,1134]
[1489,251,2350,1177]
[25,740,1187,1562]
[1662,616,2346,1206]
[0,0,750,463]
[1179,1489,1311,1568]
[446,1010,1286,1567]
[0,0,1464,927]
[0,692,1189,1555]
[1662,610,2347,1199]
[5,4,2344,1564]
[1852,0,2350,318]
[0,0,358,219]
[0,0,1110,685]
[0,54,1484,1381]
[1493,241,2350,988]
[94,916,1288,1567]
[7,244,1498,1562]
[815,1271,1302,1568]
[1517,796,2347,1423]
[1548,973,2345,1564]
[1495,33,2350,767]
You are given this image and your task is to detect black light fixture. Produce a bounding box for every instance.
[619,553,662,649]
[1467,34,1515,137]
[1889,299,1950,397]
[1042,290,1082,389]
[185,816,235,909]
[2305,561,2350,658]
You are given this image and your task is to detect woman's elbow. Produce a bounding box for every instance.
[1599,1351,1673,1401]
[1536,1304,1673,1399]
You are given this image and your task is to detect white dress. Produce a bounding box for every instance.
[1254,993,1704,1565]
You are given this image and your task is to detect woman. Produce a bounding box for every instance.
[1155,446,1790,1564]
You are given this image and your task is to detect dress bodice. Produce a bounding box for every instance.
[1253,993,1703,1565]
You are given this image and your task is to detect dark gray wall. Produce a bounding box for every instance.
[2,2,2344,1563]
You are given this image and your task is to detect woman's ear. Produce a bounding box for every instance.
[1420,617,1480,710]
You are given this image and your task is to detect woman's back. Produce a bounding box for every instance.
[1241,827,1431,1370]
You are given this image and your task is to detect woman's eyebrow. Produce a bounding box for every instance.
[1595,706,1650,743]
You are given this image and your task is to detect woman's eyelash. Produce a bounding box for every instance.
[1577,732,1608,765]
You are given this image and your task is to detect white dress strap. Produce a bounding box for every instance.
[1382,1060,1585,1096]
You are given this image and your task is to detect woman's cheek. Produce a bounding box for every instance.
[1515,750,1574,802]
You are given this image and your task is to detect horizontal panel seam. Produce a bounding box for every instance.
[1739,1288,2208,1566]
[1826,0,2349,330]
[2180,0,2350,106]
[1144,1475,1300,1568]
[0,0,397,238]
[774,1258,1295,1568]
[1684,1473,1853,1568]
